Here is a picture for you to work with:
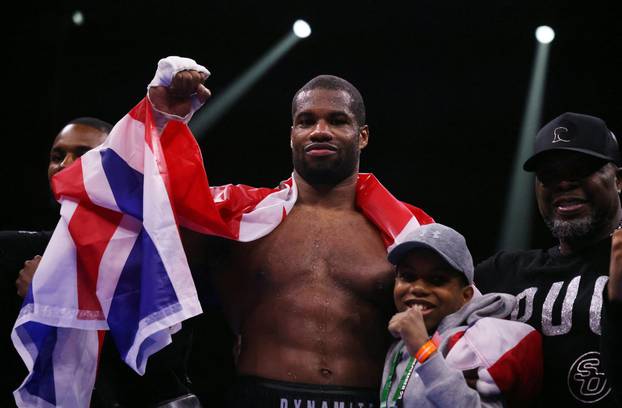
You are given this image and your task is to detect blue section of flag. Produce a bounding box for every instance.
[107,227,179,360]
[22,322,57,405]
[101,149,144,220]
[23,281,35,306]
[136,336,157,371]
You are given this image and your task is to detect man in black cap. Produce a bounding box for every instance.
[475,112,622,407]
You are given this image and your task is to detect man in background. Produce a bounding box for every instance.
[4,117,205,407]
[475,112,622,407]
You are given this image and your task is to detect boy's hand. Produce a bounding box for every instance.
[388,305,430,357]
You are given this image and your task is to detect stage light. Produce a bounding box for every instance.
[499,28,554,250]
[535,26,555,44]
[190,19,311,136]
[293,20,311,38]
[72,10,84,26]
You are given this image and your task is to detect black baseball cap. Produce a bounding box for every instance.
[523,112,621,172]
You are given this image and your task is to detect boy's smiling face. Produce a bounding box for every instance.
[394,248,473,333]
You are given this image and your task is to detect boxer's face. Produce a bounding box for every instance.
[290,88,368,186]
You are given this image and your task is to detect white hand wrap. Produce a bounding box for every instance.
[147,56,211,124]
[148,56,210,88]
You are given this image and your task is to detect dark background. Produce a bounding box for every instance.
[4,0,622,264]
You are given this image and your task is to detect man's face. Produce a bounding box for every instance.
[534,150,622,241]
[394,248,472,333]
[290,88,368,186]
[48,124,108,183]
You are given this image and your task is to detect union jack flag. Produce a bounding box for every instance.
[12,56,433,407]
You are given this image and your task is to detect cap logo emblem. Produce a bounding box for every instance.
[552,127,570,143]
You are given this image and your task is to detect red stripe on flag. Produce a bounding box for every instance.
[160,121,280,239]
[63,162,123,320]
[128,98,155,150]
[69,203,122,319]
[159,120,232,237]
[355,173,433,247]
[51,157,91,202]
[152,118,180,224]
[128,98,148,125]
[402,202,435,225]
[96,330,106,368]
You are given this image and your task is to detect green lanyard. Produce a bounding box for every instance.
[380,344,416,408]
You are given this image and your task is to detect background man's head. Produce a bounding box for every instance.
[523,112,622,243]
[290,75,368,186]
[48,117,112,182]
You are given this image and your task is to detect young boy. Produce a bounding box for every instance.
[381,223,543,408]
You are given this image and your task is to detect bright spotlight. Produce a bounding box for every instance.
[535,26,555,44]
[293,20,311,38]
[72,10,84,26]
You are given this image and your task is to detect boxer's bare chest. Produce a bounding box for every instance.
[217,204,395,306]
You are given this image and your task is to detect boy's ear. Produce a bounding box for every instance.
[462,285,474,305]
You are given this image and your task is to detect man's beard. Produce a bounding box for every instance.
[544,209,608,242]
[293,146,359,186]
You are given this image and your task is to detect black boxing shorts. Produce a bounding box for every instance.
[227,376,378,408]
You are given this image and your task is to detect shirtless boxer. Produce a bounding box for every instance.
[148,61,433,407]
